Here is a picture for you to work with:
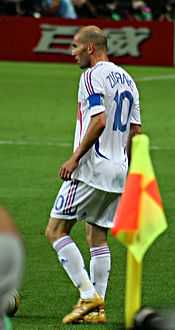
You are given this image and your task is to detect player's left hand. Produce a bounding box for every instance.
[59,157,79,180]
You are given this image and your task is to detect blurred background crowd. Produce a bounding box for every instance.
[0,0,175,21]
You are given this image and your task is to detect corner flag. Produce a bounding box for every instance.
[112,134,167,328]
[112,134,167,263]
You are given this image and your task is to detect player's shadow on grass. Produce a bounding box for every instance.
[16,316,126,329]
[56,322,125,329]
[15,314,59,321]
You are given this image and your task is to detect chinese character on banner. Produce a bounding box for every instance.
[34,25,150,57]
[106,27,150,57]
[34,24,79,54]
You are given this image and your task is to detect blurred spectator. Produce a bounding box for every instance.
[131,0,152,20]
[42,0,77,18]
[111,0,152,21]
[0,0,174,20]
[21,0,43,16]
[147,0,167,20]
[165,0,175,20]
[73,0,130,20]
[92,0,116,18]
[0,0,23,15]
[110,0,132,20]
[72,0,96,18]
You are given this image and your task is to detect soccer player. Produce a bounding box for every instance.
[45,25,141,324]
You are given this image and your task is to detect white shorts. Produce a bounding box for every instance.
[50,179,121,228]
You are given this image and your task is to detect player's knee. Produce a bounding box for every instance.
[86,232,91,246]
[86,231,108,247]
[45,221,57,242]
[45,226,60,242]
[85,223,108,247]
[45,218,74,242]
[45,225,53,242]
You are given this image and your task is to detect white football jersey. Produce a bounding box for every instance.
[72,61,141,193]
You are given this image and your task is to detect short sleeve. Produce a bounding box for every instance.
[84,69,106,116]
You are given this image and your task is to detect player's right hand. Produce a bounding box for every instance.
[59,157,79,181]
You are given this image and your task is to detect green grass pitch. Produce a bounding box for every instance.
[0,61,175,329]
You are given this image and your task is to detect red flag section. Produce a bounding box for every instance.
[111,134,167,262]
[112,174,142,234]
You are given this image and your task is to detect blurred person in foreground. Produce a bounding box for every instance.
[132,306,175,330]
[45,25,141,324]
[0,208,24,330]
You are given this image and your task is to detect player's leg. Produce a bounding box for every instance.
[46,217,97,297]
[86,223,111,301]
[85,191,120,302]
[81,223,110,323]
[45,180,103,323]
[82,191,121,323]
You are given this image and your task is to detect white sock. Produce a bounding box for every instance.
[90,245,111,299]
[53,235,97,300]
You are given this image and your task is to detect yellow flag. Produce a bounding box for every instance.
[112,134,168,328]
[112,134,167,262]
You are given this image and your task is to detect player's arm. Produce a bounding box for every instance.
[127,85,142,164]
[59,112,106,180]
[127,123,142,164]
[74,111,106,158]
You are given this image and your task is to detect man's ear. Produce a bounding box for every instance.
[87,43,95,55]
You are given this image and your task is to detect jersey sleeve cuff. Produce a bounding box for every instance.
[90,105,105,117]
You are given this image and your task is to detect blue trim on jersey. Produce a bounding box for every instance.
[88,94,104,109]
[95,139,108,160]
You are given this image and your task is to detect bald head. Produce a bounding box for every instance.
[77,25,107,52]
